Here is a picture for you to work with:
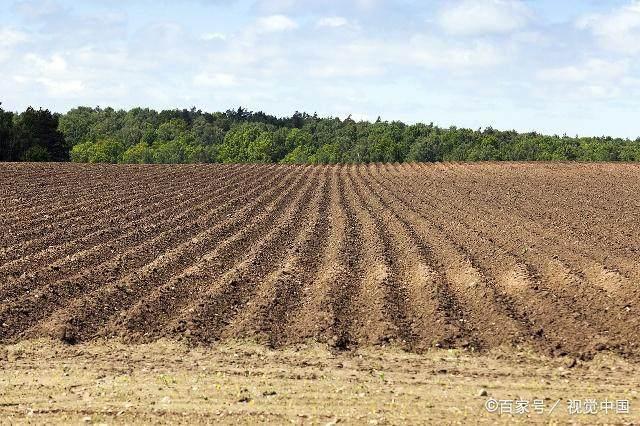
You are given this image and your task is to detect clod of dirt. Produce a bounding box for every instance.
[58,324,79,345]
[553,349,568,357]
[176,320,188,333]
[331,335,353,352]
[564,358,577,369]
[478,388,488,397]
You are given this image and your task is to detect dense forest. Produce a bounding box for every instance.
[1,103,640,163]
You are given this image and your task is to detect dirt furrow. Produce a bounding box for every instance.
[468,163,640,251]
[0,165,241,255]
[108,166,319,341]
[425,162,640,280]
[0,163,142,203]
[344,165,419,347]
[23,166,301,343]
[366,164,529,350]
[320,166,367,349]
[0,165,134,219]
[404,163,640,355]
[0,165,271,303]
[0,166,184,234]
[358,165,481,350]
[284,168,350,346]
[355,164,464,350]
[163,166,320,344]
[0,165,252,273]
[0,166,293,342]
[392,165,599,354]
[2,162,640,357]
[331,165,396,346]
[220,166,331,348]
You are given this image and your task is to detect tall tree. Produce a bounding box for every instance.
[0,103,15,161]
[13,107,67,161]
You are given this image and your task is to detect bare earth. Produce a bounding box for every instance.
[1,339,639,424]
[1,162,640,423]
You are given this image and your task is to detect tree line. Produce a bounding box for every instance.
[1,104,640,164]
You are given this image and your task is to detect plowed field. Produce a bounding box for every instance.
[2,162,640,359]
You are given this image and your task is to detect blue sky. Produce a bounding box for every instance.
[1,0,639,138]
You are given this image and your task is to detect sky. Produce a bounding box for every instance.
[1,0,639,138]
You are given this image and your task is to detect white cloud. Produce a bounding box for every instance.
[71,46,131,71]
[255,15,298,33]
[408,35,505,69]
[36,77,85,97]
[309,64,382,78]
[0,28,29,64]
[201,32,227,41]
[537,59,629,83]
[253,0,378,14]
[253,0,297,13]
[0,28,29,47]
[303,32,507,80]
[15,0,63,20]
[12,74,85,97]
[25,53,68,73]
[3,0,639,138]
[193,72,237,87]
[316,16,349,28]
[536,59,636,100]
[438,0,532,36]
[11,52,89,98]
[577,1,640,54]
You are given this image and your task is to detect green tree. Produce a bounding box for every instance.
[70,139,124,163]
[121,142,154,164]
[22,145,51,162]
[6,104,640,164]
[191,116,224,146]
[312,143,341,164]
[0,104,15,161]
[281,145,315,164]
[247,132,276,162]
[152,137,202,164]
[156,118,189,143]
[70,141,95,163]
[406,135,440,162]
[58,106,98,147]
[217,123,268,163]
[370,134,400,162]
[619,142,640,161]
[13,107,67,161]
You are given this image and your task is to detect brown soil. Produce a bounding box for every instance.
[1,162,640,360]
